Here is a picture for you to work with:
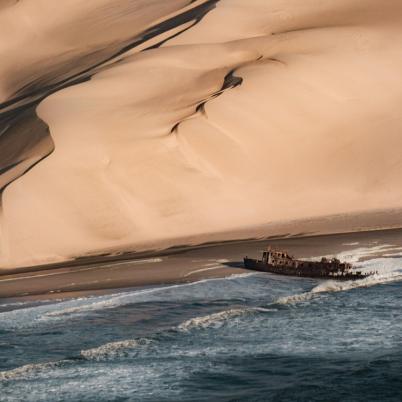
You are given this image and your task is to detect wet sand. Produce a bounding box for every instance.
[1,228,401,301]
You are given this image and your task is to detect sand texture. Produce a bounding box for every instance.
[1,0,402,268]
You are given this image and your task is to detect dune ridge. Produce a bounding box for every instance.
[1,0,402,268]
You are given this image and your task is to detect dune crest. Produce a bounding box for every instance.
[1,0,402,268]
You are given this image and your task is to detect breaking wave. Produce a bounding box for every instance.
[311,270,402,294]
[277,255,402,305]
[0,360,70,381]
[310,244,402,264]
[0,304,275,379]
[0,273,257,331]
[43,273,256,318]
[276,292,317,305]
[178,306,274,331]
[81,338,152,361]
[1,338,153,380]
[178,308,247,331]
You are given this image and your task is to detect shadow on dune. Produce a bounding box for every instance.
[0,0,220,197]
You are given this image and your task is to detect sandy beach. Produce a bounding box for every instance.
[1,227,401,301]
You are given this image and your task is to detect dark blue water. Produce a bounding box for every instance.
[1,244,402,401]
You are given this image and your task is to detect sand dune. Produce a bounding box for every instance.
[1,0,402,268]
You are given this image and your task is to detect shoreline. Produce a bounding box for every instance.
[1,226,402,301]
[0,257,248,301]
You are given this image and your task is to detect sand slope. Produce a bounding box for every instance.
[1,0,402,268]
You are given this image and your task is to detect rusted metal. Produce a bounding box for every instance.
[243,247,375,280]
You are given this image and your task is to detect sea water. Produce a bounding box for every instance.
[1,245,402,401]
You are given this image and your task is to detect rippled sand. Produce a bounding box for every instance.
[1,0,402,268]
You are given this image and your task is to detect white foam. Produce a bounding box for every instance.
[81,338,151,360]
[311,270,402,294]
[277,255,402,305]
[178,305,273,332]
[43,273,255,319]
[0,273,256,330]
[1,337,155,381]
[178,308,247,331]
[310,244,402,264]
[277,292,316,305]
[41,286,172,318]
[0,360,66,381]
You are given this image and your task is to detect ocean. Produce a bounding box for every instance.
[1,241,402,401]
